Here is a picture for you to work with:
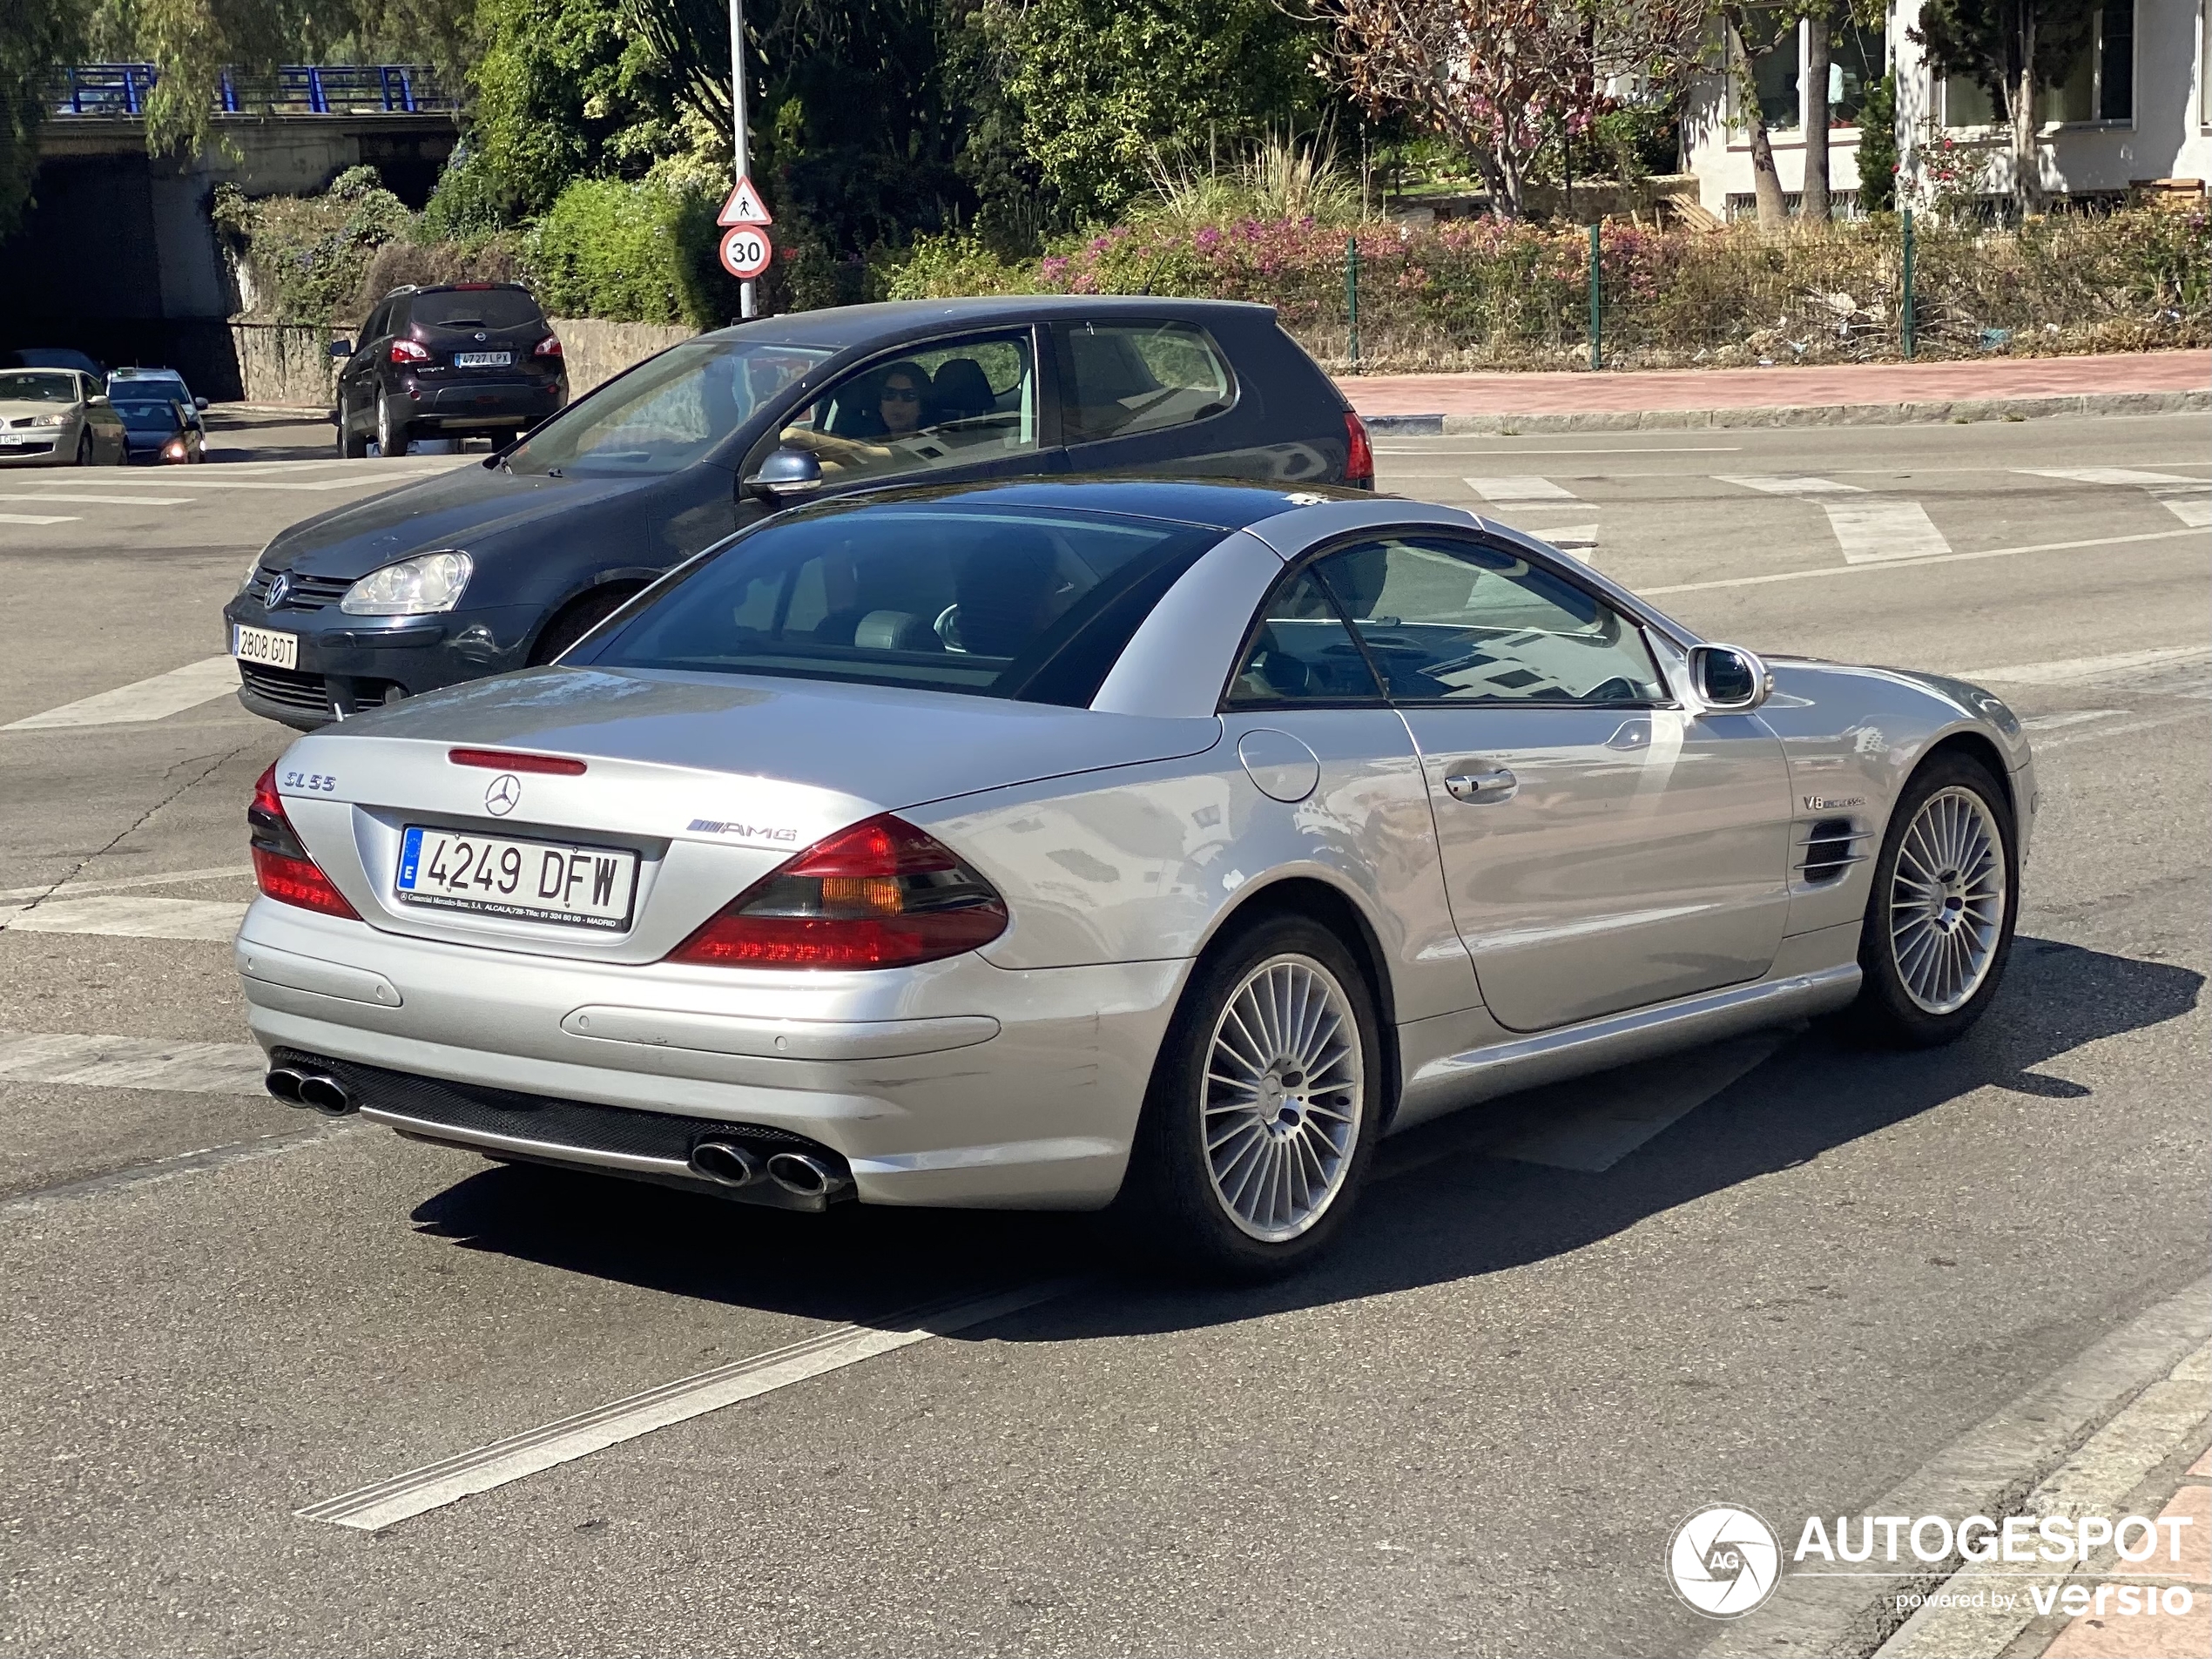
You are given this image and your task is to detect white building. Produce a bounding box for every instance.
[1683,2,2212,216]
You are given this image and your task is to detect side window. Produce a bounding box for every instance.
[1312,536,1668,705]
[1225,569,1386,706]
[1056,320,1236,445]
[360,301,390,347]
[767,329,1038,486]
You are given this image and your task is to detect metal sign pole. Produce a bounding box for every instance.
[730,0,755,319]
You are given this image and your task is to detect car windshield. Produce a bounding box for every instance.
[0,372,76,403]
[410,288,544,329]
[577,500,1222,705]
[504,339,831,477]
[113,400,185,429]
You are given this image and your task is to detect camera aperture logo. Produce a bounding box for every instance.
[1669,1504,1782,1618]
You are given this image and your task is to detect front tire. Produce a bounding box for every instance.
[74,430,92,466]
[529,587,637,666]
[1848,751,2019,1048]
[1117,914,1383,1279]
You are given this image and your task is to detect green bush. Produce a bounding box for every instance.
[215,165,414,323]
[525,176,736,327]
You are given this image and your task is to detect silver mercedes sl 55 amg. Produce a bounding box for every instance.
[235,479,2033,1275]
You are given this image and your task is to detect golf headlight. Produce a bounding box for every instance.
[340,550,473,616]
[29,413,68,428]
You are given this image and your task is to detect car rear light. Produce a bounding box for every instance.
[389,339,431,363]
[248,765,359,919]
[534,335,563,359]
[667,815,1008,970]
[1343,411,1375,489]
[448,747,587,775]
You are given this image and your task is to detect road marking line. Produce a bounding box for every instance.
[2039,707,2209,748]
[2,655,239,730]
[1715,474,1866,496]
[0,1120,352,1214]
[1535,522,1600,562]
[0,492,195,506]
[1489,1029,1790,1172]
[1949,645,2211,685]
[298,1278,1086,1532]
[1642,525,2203,597]
[0,513,78,524]
[1374,444,1742,455]
[1464,475,1580,502]
[0,1028,266,1093]
[0,894,246,939]
[2018,709,2127,732]
[0,864,252,903]
[1715,475,1951,563]
[2018,467,2204,488]
[2155,486,2211,529]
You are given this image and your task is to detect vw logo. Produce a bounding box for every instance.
[265,572,291,609]
[1668,1503,1781,1619]
[483,774,522,816]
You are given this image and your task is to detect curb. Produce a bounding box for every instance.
[1360,388,2210,436]
[1698,1276,2212,1659]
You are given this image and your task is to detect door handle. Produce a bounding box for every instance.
[1444,766,1518,804]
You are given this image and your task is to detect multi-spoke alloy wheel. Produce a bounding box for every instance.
[1852,752,2018,1048]
[1201,954,1364,1242]
[1888,786,2007,1015]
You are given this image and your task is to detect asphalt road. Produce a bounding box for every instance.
[0,410,2205,1656]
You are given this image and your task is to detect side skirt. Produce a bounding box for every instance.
[1391,961,1862,1135]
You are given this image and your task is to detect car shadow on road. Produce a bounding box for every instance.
[406,935,2202,1339]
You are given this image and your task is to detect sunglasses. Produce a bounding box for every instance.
[881,385,921,401]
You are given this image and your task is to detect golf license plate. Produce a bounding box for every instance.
[233,624,299,671]
[396,826,637,929]
[453,351,513,368]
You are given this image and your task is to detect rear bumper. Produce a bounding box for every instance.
[235,899,1188,1210]
[403,377,563,428]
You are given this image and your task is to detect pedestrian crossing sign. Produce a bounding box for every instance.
[717,177,772,227]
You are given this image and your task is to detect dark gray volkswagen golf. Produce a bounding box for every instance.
[226,295,1373,729]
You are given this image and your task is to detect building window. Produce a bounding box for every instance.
[1831,17,1888,126]
[1750,24,1801,132]
[2039,1,2134,125]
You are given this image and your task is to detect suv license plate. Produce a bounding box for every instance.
[453,351,513,368]
[395,826,637,930]
[233,624,298,670]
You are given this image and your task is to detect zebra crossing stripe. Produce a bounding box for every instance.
[1464,475,1581,502]
[3,656,240,731]
[2018,467,2212,531]
[0,1029,267,1095]
[0,895,247,940]
[1716,475,1952,564]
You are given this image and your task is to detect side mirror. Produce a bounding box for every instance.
[1689,644,1772,712]
[744,445,824,501]
[327,339,353,360]
[194,396,209,411]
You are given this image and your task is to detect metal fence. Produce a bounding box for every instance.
[49,64,455,118]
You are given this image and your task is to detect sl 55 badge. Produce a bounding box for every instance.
[282,769,338,792]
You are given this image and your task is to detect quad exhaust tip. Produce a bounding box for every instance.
[265,1067,356,1116]
[765,1151,851,1198]
[688,1140,765,1189]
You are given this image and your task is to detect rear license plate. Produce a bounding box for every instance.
[453,351,513,368]
[395,826,637,930]
[233,624,299,671]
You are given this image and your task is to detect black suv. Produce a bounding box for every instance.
[233,296,1372,729]
[332,283,567,457]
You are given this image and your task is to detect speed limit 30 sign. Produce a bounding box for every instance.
[719,226,772,280]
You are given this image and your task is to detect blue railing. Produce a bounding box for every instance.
[51,64,455,117]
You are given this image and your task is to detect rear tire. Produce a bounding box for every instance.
[529,587,637,666]
[376,397,410,458]
[1847,751,2019,1049]
[1116,914,1383,1280]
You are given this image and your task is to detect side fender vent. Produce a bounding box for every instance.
[1799,817,1866,885]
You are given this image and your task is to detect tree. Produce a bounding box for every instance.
[1311,0,1707,219]
[2,0,88,239]
[1853,64,1895,212]
[1913,0,2093,216]
[1717,2,1787,227]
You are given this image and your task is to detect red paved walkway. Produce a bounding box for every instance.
[1342,350,2209,415]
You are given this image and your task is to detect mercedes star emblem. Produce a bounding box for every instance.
[484,774,522,816]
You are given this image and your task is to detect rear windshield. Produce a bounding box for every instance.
[577,501,1223,705]
[408,289,544,329]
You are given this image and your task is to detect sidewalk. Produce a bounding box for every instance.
[1341,350,2210,432]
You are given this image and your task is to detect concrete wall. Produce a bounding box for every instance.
[1686,1,2212,214]
[228,316,698,408]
